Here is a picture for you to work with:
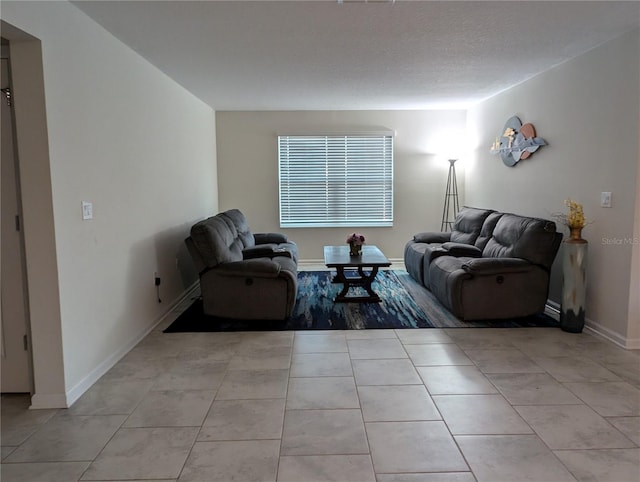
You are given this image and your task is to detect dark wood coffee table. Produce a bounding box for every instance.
[323,245,392,302]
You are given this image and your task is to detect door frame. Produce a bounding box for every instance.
[1,21,67,409]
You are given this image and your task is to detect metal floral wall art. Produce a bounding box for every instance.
[490,115,547,167]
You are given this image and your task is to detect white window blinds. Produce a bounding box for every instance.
[278,134,394,228]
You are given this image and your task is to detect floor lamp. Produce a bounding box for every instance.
[440,159,460,231]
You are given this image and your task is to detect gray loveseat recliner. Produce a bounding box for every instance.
[185,209,298,320]
[405,207,562,320]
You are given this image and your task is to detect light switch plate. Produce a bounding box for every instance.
[600,192,612,208]
[82,201,93,220]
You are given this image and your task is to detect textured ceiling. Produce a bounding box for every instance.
[71,0,640,110]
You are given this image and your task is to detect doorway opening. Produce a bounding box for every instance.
[1,37,34,395]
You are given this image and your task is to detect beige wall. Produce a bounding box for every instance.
[2,1,217,406]
[467,29,640,347]
[216,110,466,261]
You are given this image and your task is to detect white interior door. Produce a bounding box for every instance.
[1,56,32,393]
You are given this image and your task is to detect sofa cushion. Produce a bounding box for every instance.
[474,212,503,250]
[254,233,289,244]
[450,207,495,245]
[221,209,256,248]
[190,215,244,267]
[482,214,560,269]
[404,241,434,285]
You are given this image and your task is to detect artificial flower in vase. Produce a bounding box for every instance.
[347,233,365,256]
[554,199,588,241]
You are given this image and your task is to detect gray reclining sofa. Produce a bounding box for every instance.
[186,209,298,320]
[405,207,562,320]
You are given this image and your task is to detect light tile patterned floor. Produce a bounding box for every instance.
[2,317,640,481]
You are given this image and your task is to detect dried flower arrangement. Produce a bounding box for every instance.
[555,199,587,229]
[553,199,590,240]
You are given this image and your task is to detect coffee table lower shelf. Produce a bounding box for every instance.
[332,266,383,303]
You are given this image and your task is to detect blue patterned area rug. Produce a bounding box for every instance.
[292,270,432,329]
[163,270,559,332]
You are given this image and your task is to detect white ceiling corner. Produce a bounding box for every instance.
[70,0,640,111]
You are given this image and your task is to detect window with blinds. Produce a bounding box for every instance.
[278,134,394,228]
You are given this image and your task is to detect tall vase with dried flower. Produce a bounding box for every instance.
[555,199,588,333]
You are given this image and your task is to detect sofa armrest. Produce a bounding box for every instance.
[185,236,207,274]
[441,242,482,258]
[413,232,451,243]
[211,259,282,278]
[241,245,290,259]
[462,257,533,276]
[254,232,288,244]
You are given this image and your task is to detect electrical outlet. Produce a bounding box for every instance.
[81,201,93,220]
[154,271,162,303]
[601,192,612,208]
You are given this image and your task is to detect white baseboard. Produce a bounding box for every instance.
[622,337,640,350]
[62,282,199,408]
[30,392,68,410]
[584,319,639,349]
[545,299,638,349]
[297,259,326,267]
[544,300,561,321]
